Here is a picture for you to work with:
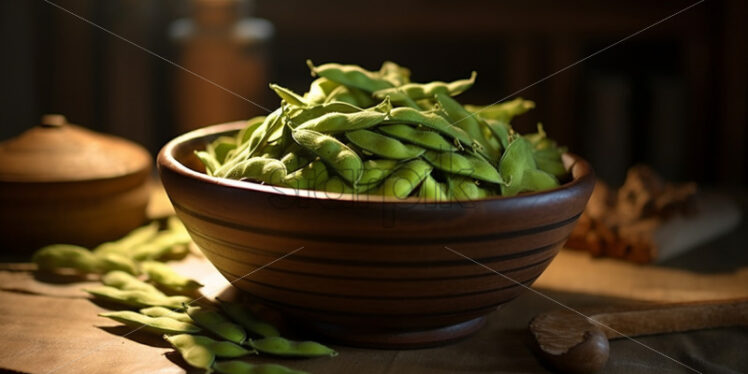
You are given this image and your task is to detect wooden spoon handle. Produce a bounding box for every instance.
[592,298,748,339]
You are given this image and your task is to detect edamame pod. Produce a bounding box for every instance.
[345,130,425,160]
[372,71,476,103]
[164,334,255,371]
[237,116,266,145]
[99,310,200,335]
[384,107,473,147]
[305,77,340,104]
[378,60,411,86]
[217,299,281,338]
[93,221,159,257]
[283,159,329,190]
[358,159,400,186]
[269,84,309,108]
[186,305,247,344]
[140,306,194,323]
[373,159,432,199]
[448,176,489,200]
[378,124,457,152]
[465,97,535,122]
[84,286,191,309]
[307,60,394,92]
[323,84,376,107]
[296,111,386,133]
[32,244,100,273]
[195,151,221,176]
[422,151,503,184]
[286,101,362,128]
[418,174,449,201]
[101,270,162,294]
[140,261,203,295]
[131,230,191,262]
[292,129,363,184]
[218,157,288,185]
[435,92,496,160]
[213,360,309,374]
[208,136,238,164]
[320,176,355,196]
[96,253,138,275]
[499,137,559,196]
[247,336,337,358]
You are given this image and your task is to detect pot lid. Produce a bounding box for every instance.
[0,114,152,182]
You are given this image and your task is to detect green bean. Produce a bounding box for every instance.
[141,261,203,295]
[186,305,247,344]
[378,60,411,86]
[93,221,159,257]
[213,360,309,374]
[286,101,362,128]
[33,244,100,273]
[140,306,194,323]
[378,124,457,151]
[435,92,496,160]
[307,60,394,92]
[217,157,288,185]
[208,136,238,164]
[448,176,489,200]
[320,176,355,196]
[195,151,221,176]
[282,159,329,190]
[131,230,191,262]
[217,299,280,338]
[384,107,472,147]
[292,129,363,184]
[465,97,535,122]
[269,84,309,108]
[323,84,375,107]
[422,151,503,184]
[96,253,138,275]
[499,137,559,196]
[84,286,191,309]
[237,116,267,145]
[305,77,340,104]
[296,111,386,133]
[358,159,399,186]
[101,270,161,294]
[418,174,449,201]
[164,334,255,371]
[345,129,425,160]
[372,71,476,103]
[99,311,200,335]
[373,159,432,198]
[247,336,337,358]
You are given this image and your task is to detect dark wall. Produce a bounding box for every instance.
[1,0,745,187]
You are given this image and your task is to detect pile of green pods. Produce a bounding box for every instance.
[196,60,568,200]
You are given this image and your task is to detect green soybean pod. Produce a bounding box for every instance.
[519,168,560,192]
[247,336,337,358]
[269,84,309,108]
[286,101,362,128]
[534,150,567,178]
[84,286,192,309]
[358,159,399,186]
[186,305,247,344]
[320,176,355,196]
[372,71,476,103]
[167,215,191,243]
[378,124,457,152]
[448,176,488,200]
[140,306,194,323]
[378,60,411,86]
[296,111,386,133]
[195,151,221,176]
[101,270,162,294]
[130,230,190,262]
[98,311,201,335]
[307,60,394,92]
[323,84,375,108]
[96,253,139,275]
[435,92,496,160]
[345,129,425,160]
[218,157,288,185]
[217,299,281,338]
[165,334,255,371]
[283,159,329,190]
[384,107,473,147]
[32,244,100,273]
[373,159,432,199]
[292,129,363,184]
[140,261,204,294]
[305,77,340,104]
[464,97,535,122]
[418,174,449,201]
[498,136,539,196]
[93,221,159,257]
[208,136,238,164]
[483,118,512,149]
[237,116,267,145]
[422,151,503,184]
[213,360,309,374]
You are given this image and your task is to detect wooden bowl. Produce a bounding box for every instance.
[158,121,595,348]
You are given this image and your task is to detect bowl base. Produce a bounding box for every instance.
[303,316,487,349]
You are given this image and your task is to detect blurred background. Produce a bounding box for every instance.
[1,0,745,187]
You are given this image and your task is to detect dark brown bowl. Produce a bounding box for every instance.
[158,121,595,348]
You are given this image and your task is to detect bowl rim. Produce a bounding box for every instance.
[158,121,595,205]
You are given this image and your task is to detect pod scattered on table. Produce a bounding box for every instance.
[140,261,203,295]
[186,305,247,344]
[217,299,281,338]
[84,285,191,309]
[164,334,256,371]
[247,336,337,358]
[98,310,200,335]
[140,306,194,323]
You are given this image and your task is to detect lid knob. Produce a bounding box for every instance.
[40,114,67,128]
